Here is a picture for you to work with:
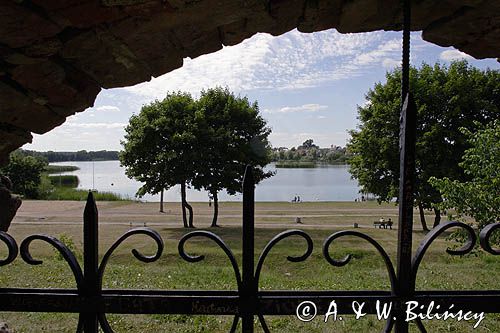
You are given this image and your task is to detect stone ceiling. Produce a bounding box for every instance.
[1,0,499,163]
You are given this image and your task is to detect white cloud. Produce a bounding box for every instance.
[66,122,126,129]
[25,121,127,151]
[95,105,121,113]
[124,30,427,100]
[264,103,328,114]
[382,58,401,69]
[440,49,473,61]
[83,105,121,116]
[353,39,400,66]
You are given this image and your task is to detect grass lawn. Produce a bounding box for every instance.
[1,201,499,332]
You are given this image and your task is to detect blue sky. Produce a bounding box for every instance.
[24,29,500,151]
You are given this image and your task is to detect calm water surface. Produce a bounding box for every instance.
[52,161,361,202]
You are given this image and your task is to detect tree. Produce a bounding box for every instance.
[429,120,500,229]
[300,139,318,149]
[348,61,499,230]
[0,151,48,199]
[120,92,198,228]
[121,89,274,228]
[191,87,273,227]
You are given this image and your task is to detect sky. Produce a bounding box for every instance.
[24,29,500,151]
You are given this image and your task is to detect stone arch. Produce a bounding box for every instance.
[1,0,499,162]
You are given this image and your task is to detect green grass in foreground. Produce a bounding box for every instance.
[43,188,126,201]
[45,165,79,173]
[0,226,498,332]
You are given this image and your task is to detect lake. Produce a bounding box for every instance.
[51,161,361,202]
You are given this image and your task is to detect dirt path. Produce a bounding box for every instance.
[11,200,422,230]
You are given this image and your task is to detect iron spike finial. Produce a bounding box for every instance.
[84,191,96,213]
[243,165,255,192]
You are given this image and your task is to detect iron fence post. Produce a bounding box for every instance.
[395,2,415,332]
[395,93,417,333]
[242,166,255,333]
[83,192,99,332]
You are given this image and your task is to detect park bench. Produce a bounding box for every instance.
[373,220,393,229]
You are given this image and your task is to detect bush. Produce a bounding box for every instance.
[275,161,316,168]
[49,175,79,188]
[0,151,47,198]
[38,174,55,199]
[45,165,79,173]
[53,233,80,261]
[44,188,126,201]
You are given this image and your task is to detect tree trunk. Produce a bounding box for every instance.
[185,200,194,228]
[211,191,219,227]
[180,182,188,228]
[418,202,429,231]
[433,207,441,228]
[159,189,164,213]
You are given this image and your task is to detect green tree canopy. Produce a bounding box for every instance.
[120,88,273,228]
[300,139,318,149]
[191,87,273,226]
[0,151,48,199]
[348,61,499,230]
[120,92,198,227]
[429,120,500,229]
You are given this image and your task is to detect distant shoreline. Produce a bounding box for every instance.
[50,160,349,168]
[275,161,348,168]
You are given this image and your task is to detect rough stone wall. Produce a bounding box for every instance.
[0,176,21,232]
[0,0,499,163]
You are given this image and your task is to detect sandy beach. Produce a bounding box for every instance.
[12,200,403,229]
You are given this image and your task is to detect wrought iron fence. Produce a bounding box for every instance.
[0,164,499,332]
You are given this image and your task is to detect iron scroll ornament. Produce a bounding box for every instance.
[18,227,164,333]
[409,221,476,333]
[322,230,399,333]
[254,229,314,332]
[178,230,243,333]
[322,231,398,291]
[178,229,313,333]
[97,227,164,333]
[410,221,477,285]
[319,221,491,333]
[177,220,497,332]
[254,229,314,286]
[20,234,85,290]
[178,230,243,290]
[176,221,494,332]
[480,223,500,255]
[0,231,18,267]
